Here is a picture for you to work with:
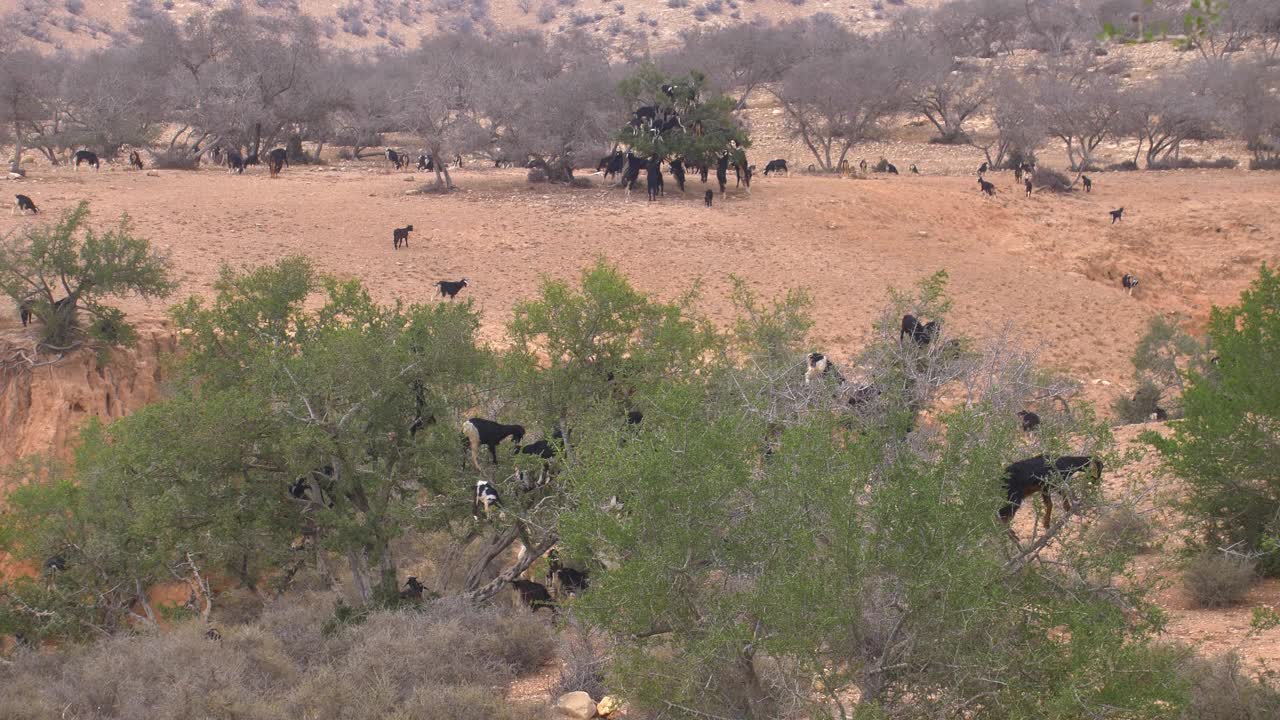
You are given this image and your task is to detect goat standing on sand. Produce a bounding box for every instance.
[979,178,997,196]
[1122,274,1139,296]
[267,148,288,176]
[437,278,469,299]
[1082,175,1092,193]
[704,189,713,207]
[1110,207,1125,224]
[73,150,100,170]
[393,224,413,250]
[1024,179,1033,196]
[14,194,39,215]
[461,417,525,471]
[999,455,1103,539]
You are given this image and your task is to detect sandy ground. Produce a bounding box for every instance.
[3,157,1280,678]
[4,160,1277,408]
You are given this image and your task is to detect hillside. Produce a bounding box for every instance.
[0,0,933,52]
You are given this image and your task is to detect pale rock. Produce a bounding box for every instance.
[554,691,597,719]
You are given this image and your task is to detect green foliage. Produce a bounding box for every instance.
[0,257,491,639]
[1115,377,1166,424]
[0,201,174,349]
[615,65,750,165]
[1146,265,1280,575]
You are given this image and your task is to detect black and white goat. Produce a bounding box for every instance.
[999,454,1103,538]
[461,417,526,471]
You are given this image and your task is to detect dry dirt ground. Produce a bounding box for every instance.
[2,157,1279,677]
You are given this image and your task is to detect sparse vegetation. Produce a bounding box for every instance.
[1178,650,1280,720]
[1092,506,1156,553]
[1182,552,1256,609]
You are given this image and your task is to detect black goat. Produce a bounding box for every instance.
[716,153,728,194]
[73,150,100,170]
[400,576,426,601]
[704,189,713,207]
[764,159,788,176]
[999,455,1103,537]
[515,428,564,489]
[128,150,144,170]
[1024,179,1033,196]
[244,152,260,167]
[461,418,525,471]
[14,194,38,215]
[547,549,589,597]
[18,297,33,327]
[510,578,556,614]
[1082,175,1092,193]
[1110,207,1124,224]
[734,162,754,189]
[669,158,686,192]
[1122,274,1139,296]
[393,224,413,250]
[910,164,919,174]
[436,278,469,299]
[978,162,988,175]
[1018,410,1041,432]
[647,157,663,202]
[979,178,997,196]
[267,148,288,176]
[225,148,245,174]
[474,479,502,518]
[900,314,940,346]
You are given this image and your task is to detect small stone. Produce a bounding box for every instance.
[597,695,621,717]
[554,691,596,720]
[146,170,160,177]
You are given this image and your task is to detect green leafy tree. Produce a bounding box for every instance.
[0,258,490,639]
[558,277,1177,719]
[0,201,174,350]
[615,65,750,170]
[1114,315,1210,423]
[1147,265,1280,575]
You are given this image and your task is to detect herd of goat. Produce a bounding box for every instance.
[10,137,1143,614]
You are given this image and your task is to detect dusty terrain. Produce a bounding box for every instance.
[2,148,1279,677]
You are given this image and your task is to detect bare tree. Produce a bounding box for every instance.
[1034,54,1126,171]
[912,49,989,144]
[773,38,915,171]
[1024,0,1087,55]
[0,47,54,173]
[1125,70,1220,167]
[667,21,803,110]
[931,0,1024,58]
[401,34,490,189]
[969,71,1044,168]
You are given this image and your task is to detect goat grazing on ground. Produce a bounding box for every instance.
[1082,175,1092,192]
[1110,207,1125,223]
[1122,274,1139,296]
[385,148,403,169]
[859,158,868,174]
[13,194,38,215]
[704,189,713,207]
[910,164,919,174]
[474,479,502,518]
[461,418,525,471]
[1018,410,1041,432]
[128,151,144,170]
[418,153,433,171]
[73,150,100,170]
[393,224,413,250]
[436,278,469,299]
[900,314,940,346]
[979,178,997,196]
[885,162,899,175]
[510,578,556,614]
[1024,179,1033,196]
[764,159,788,176]
[999,455,1103,539]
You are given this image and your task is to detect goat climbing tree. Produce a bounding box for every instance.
[615,65,750,170]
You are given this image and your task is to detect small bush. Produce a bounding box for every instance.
[1031,167,1072,192]
[1179,651,1280,720]
[1248,157,1280,171]
[1092,506,1154,553]
[667,0,688,7]
[1106,160,1139,172]
[1148,156,1238,170]
[151,149,201,170]
[693,6,707,19]
[570,176,593,188]
[569,10,594,26]
[704,0,724,13]
[528,167,549,183]
[1183,552,1255,609]
[553,619,610,700]
[518,0,532,13]
[65,0,85,14]
[536,3,556,23]
[1114,378,1164,424]
[789,0,807,5]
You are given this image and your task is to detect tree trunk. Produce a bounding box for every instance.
[9,121,24,174]
[347,550,371,604]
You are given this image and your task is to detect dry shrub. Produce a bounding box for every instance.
[150,149,202,170]
[1091,506,1154,553]
[527,167,549,183]
[553,617,610,700]
[1148,156,1238,170]
[0,597,554,720]
[1249,157,1280,171]
[1183,552,1256,609]
[1180,651,1280,720]
[1106,160,1139,172]
[570,176,593,188]
[1113,378,1164,425]
[1031,167,1072,192]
